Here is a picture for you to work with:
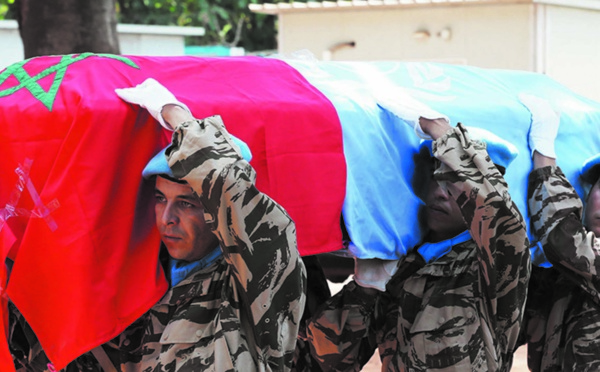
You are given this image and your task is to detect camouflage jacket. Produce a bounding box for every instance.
[306,125,531,372]
[524,166,600,372]
[10,115,307,372]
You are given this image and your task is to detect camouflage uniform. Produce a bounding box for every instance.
[524,166,600,372]
[306,125,531,372]
[10,115,307,372]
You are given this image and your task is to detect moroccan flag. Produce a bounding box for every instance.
[0,54,345,368]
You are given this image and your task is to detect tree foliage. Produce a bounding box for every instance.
[0,0,17,19]
[115,0,279,51]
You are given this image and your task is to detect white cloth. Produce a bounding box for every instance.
[115,78,191,130]
[354,257,399,292]
[519,93,560,159]
[374,87,449,139]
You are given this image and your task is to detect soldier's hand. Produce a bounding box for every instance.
[115,78,190,130]
[418,117,453,140]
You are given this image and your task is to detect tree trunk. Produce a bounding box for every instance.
[15,0,120,58]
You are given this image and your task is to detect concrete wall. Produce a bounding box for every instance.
[0,21,205,69]
[0,21,25,69]
[117,24,204,57]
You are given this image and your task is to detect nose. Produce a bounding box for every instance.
[431,181,450,200]
[160,203,179,226]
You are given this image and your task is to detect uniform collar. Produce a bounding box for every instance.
[169,247,223,287]
[417,230,472,264]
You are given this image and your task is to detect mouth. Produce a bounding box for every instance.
[162,234,182,242]
[428,205,448,215]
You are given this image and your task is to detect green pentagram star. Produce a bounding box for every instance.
[0,53,139,111]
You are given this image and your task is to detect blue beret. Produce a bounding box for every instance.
[581,154,600,185]
[142,134,253,179]
[419,126,518,172]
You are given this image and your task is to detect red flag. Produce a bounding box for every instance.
[0,55,345,368]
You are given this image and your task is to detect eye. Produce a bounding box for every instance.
[155,194,166,203]
[180,201,195,209]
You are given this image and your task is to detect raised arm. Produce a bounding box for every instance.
[522,94,600,305]
[165,110,306,370]
[422,119,530,355]
[378,90,530,358]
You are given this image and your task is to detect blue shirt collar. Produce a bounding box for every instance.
[417,230,471,264]
[168,247,223,287]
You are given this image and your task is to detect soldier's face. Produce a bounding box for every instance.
[425,180,467,242]
[154,177,219,262]
[585,178,600,236]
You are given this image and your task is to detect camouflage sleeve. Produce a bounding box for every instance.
[432,124,531,359]
[305,281,380,372]
[528,165,600,305]
[527,166,582,247]
[166,116,307,370]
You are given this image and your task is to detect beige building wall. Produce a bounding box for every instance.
[543,5,600,101]
[279,4,534,70]
[259,1,600,101]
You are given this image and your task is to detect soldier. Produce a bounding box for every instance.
[305,92,531,371]
[10,78,307,371]
[520,95,600,371]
